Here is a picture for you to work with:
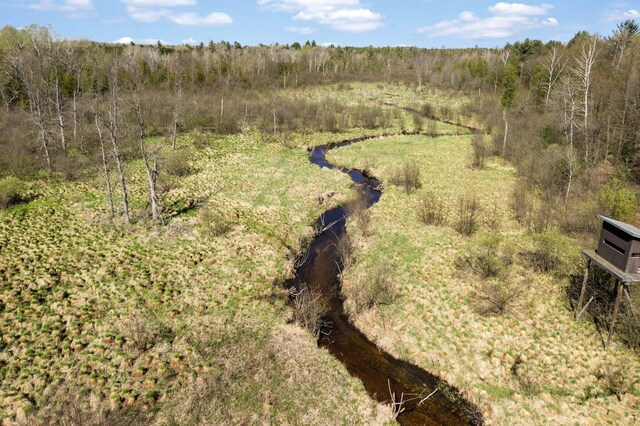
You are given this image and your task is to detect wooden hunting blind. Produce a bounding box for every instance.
[576,215,640,348]
[596,215,640,274]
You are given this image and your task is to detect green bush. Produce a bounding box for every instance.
[0,177,25,209]
[521,232,573,275]
[598,178,637,223]
[456,235,511,279]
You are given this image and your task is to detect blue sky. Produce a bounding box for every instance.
[1,1,639,47]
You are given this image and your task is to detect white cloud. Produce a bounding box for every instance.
[418,2,559,39]
[28,0,93,16]
[608,9,640,21]
[488,2,552,16]
[125,6,170,23]
[182,37,198,45]
[258,0,383,32]
[113,36,169,45]
[120,0,232,26]
[169,12,232,26]
[122,0,195,6]
[284,26,316,35]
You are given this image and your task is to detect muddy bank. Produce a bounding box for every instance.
[289,137,482,425]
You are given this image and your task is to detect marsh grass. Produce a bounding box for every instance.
[345,193,371,236]
[0,125,379,424]
[325,130,640,425]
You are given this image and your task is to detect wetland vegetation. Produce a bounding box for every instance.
[1,21,640,425]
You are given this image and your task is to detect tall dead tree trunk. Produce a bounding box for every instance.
[574,38,600,164]
[126,52,162,222]
[53,74,67,153]
[171,74,182,150]
[21,64,52,171]
[542,46,567,103]
[94,108,115,217]
[560,76,578,150]
[103,69,130,224]
[34,97,52,171]
[132,92,161,221]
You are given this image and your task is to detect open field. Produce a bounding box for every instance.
[327,134,640,424]
[0,130,401,424]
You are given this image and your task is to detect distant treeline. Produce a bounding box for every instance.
[0,22,639,228]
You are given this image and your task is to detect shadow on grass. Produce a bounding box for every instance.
[566,265,640,352]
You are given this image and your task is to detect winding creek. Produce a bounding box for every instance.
[289,135,482,425]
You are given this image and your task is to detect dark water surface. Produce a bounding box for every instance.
[291,137,482,425]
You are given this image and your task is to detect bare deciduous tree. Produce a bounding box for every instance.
[102,62,130,223]
[126,54,162,222]
[91,95,115,218]
[18,43,53,170]
[171,70,183,150]
[541,45,567,103]
[573,37,600,164]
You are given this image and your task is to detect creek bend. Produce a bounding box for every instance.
[289,135,482,425]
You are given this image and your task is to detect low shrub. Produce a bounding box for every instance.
[199,205,231,238]
[389,161,422,194]
[456,235,511,279]
[349,266,398,313]
[521,232,572,275]
[471,134,487,170]
[596,364,633,399]
[120,315,158,352]
[0,177,26,209]
[421,102,435,118]
[345,194,371,236]
[163,148,193,177]
[416,191,447,226]
[291,284,327,339]
[412,113,424,132]
[513,182,534,227]
[455,194,481,236]
[425,119,438,137]
[473,280,520,316]
[336,233,354,271]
